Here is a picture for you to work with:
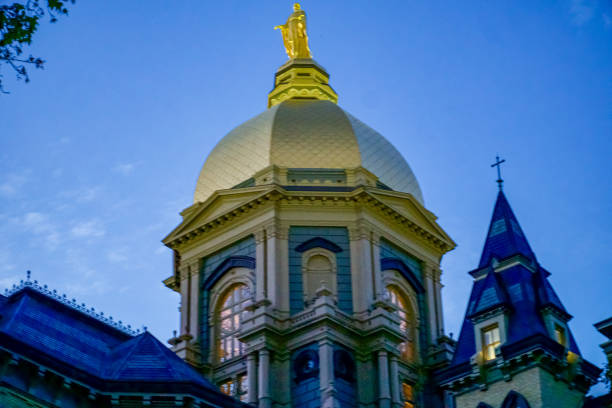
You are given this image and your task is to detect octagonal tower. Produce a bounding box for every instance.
[163,6,455,408]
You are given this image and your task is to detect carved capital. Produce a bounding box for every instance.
[265,222,289,239]
[254,229,266,244]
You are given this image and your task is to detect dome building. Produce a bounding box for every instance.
[162,7,456,408]
[162,5,601,408]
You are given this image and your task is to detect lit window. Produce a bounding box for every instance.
[482,324,501,361]
[402,382,416,408]
[216,284,251,362]
[554,324,566,347]
[386,286,416,361]
[219,374,248,401]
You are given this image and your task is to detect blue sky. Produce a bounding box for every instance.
[1,0,610,395]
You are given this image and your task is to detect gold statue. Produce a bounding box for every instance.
[274,3,312,59]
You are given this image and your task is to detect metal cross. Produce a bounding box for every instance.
[491,154,506,190]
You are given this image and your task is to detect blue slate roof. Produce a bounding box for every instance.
[0,285,246,406]
[479,191,536,268]
[447,191,580,371]
[466,268,509,319]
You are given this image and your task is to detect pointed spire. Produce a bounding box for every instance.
[478,190,536,268]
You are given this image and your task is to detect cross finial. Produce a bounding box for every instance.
[491,154,506,190]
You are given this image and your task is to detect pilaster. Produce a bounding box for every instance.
[377,350,391,408]
[258,349,271,408]
[247,353,258,405]
[349,224,374,315]
[390,356,401,408]
[319,339,337,408]
[255,230,267,303]
[265,222,289,312]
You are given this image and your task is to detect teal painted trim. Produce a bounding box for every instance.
[289,227,352,315]
[200,236,256,364]
[379,238,431,353]
[232,178,255,189]
[379,238,423,281]
[287,168,347,184]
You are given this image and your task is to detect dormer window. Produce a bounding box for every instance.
[554,324,567,347]
[482,324,501,361]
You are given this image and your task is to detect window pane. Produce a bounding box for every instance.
[386,286,416,362]
[216,284,249,362]
[482,325,500,361]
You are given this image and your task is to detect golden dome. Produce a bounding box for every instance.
[194,99,423,204]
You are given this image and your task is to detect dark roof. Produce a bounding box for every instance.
[0,285,245,406]
[466,268,509,319]
[594,316,612,339]
[447,191,581,371]
[479,191,536,268]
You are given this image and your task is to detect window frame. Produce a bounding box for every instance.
[382,273,419,363]
[481,323,501,361]
[207,267,254,365]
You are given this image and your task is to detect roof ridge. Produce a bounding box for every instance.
[4,279,140,336]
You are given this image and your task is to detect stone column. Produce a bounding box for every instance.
[424,264,438,344]
[179,264,191,335]
[247,353,258,404]
[372,232,384,302]
[319,339,336,408]
[254,230,267,303]
[188,259,201,340]
[434,268,444,338]
[258,349,271,408]
[265,223,279,308]
[377,350,391,408]
[389,356,401,408]
[266,222,289,312]
[349,224,373,314]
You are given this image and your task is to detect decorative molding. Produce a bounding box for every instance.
[381,258,425,294]
[202,256,256,292]
[295,237,342,253]
[165,187,453,254]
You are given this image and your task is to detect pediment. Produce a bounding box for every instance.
[368,190,455,249]
[163,187,273,245]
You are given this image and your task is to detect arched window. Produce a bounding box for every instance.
[386,285,416,361]
[302,249,336,304]
[216,284,251,362]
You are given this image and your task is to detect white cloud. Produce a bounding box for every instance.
[20,212,61,250]
[0,171,29,197]
[112,162,139,175]
[64,280,111,296]
[71,220,105,238]
[60,186,102,203]
[107,248,128,263]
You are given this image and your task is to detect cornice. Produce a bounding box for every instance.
[164,185,455,254]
